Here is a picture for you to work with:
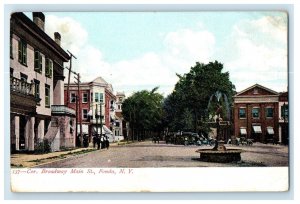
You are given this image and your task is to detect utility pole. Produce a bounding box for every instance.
[100,102,103,146]
[66,50,77,106]
[74,72,83,147]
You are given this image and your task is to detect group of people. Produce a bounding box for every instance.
[92,134,110,150]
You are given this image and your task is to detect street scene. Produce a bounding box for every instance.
[10,11,288,168]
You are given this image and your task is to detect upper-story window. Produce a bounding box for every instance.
[252,107,260,118]
[34,79,40,99]
[18,39,27,65]
[119,97,123,102]
[10,35,13,59]
[95,93,99,102]
[281,104,288,120]
[239,108,246,119]
[82,109,88,120]
[45,58,53,78]
[95,92,104,103]
[10,68,14,77]
[91,92,93,102]
[20,73,28,82]
[253,88,259,94]
[82,93,88,103]
[45,84,50,108]
[70,92,76,103]
[99,93,104,103]
[34,50,43,73]
[265,107,273,118]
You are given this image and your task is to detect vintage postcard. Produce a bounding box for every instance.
[9,11,289,192]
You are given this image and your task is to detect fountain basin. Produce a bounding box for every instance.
[196,149,243,163]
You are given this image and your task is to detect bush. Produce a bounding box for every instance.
[34,139,51,154]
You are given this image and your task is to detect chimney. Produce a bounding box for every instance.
[54,32,61,46]
[33,12,45,31]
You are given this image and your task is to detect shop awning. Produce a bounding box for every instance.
[267,127,274,135]
[253,125,262,133]
[240,128,247,135]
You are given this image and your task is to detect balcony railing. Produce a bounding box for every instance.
[10,76,34,96]
[51,105,76,116]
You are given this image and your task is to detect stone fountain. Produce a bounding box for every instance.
[196,91,242,163]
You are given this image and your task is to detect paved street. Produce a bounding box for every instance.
[35,140,289,168]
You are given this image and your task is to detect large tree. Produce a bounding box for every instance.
[122,87,164,141]
[163,61,236,134]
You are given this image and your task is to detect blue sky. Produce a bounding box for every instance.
[26,11,288,96]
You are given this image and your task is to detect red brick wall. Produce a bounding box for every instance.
[64,89,90,124]
[234,102,279,143]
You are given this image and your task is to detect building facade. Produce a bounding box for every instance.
[233,84,279,143]
[64,76,116,142]
[10,12,76,152]
[114,92,126,141]
[278,92,288,145]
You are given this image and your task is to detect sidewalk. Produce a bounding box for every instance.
[10,141,125,168]
[11,146,97,168]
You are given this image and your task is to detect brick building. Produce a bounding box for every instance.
[233,84,279,143]
[278,92,288,145]
[64,76,116,142]
[10,12,76,152]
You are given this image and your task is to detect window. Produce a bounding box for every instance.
[45,58,53,78]
[18,39,27,65]
[91,92,93,102]
[45,84,50,107]
[239,108,246,119]
[82,109,88,120]
[10,35,13,59]
[118,105,121,110]
[252,107,260,118]
[119,97,123,102]
[281,104,288,120]
[20,73,28,82]
[70,93,76,103]
[34,79,40,99]
[253,88,258,94]
[265,107,273,118]
[34,50,43,73]
[115,121,120,127]
[99,93,104,103]
[95,93,99,102]
[82,93,88,103]
[10,68,14,77]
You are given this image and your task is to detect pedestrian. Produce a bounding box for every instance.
[106,137,109,149]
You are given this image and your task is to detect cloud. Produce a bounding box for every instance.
[222,14,288,92]
[44,13,287,97]
[45,15,88,55]
[45,14,216,97]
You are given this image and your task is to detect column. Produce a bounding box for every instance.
[14,116,20,151]
[278,124,282,144]
[25,116,35,151]
[38,119,45,141]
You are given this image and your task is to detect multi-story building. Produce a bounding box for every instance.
[278,92,288,145]
[233,84,279,143]
[10,12,76,152]
[114,92,126,141]
[64,76,116,142]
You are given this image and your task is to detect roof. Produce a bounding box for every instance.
[235,84,278,97]
[92,76,108,85]
[11,12,70,62]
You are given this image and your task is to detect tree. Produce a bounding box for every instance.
[163,61,236,134]
[122,87,164,141]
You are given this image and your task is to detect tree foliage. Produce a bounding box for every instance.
[163,61,236,134]
[122,87,164,140]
